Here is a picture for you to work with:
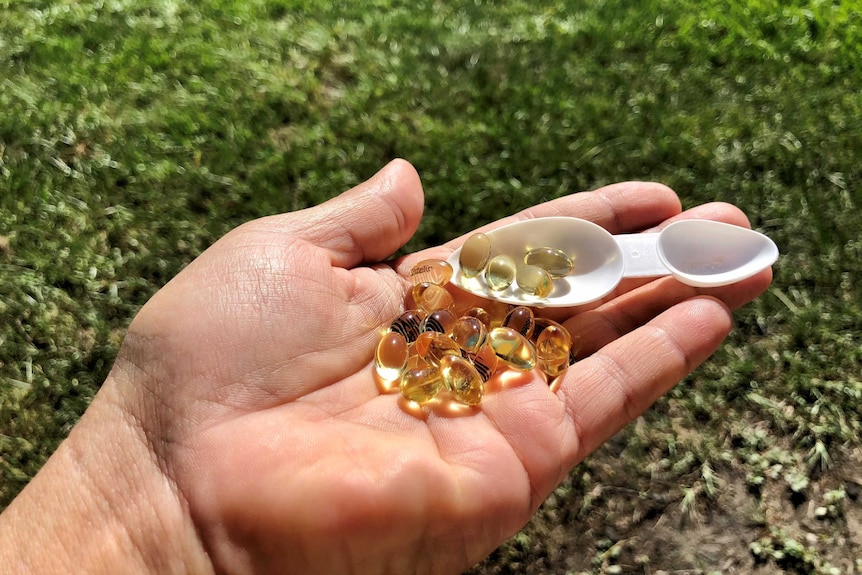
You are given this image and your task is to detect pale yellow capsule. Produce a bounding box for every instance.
[450,316,487,354]
[488,326,537,371]
[409,259,454,286]
[412,283,454,314]
[502,305,535,339]
[375,332,409,381]
[484,254,516,291]
[414,331,461,368]
[458,233,492,278]
[517,264,553,298]
[400,367,444,404]
[524,247,574,279]
[440,355,484,405]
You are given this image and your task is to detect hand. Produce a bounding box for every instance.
[0,159,772,574]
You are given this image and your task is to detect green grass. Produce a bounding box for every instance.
[2,0,861,572]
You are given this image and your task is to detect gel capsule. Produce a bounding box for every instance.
[421,308,457,335]
[531,317,569,342]
[488,326,537,371]
[502,305,535,339]
[409,259,453,286]
[458,233,492,278]
[524,247,574,279]
[463,306,491,328]
[464,343,499,382]
[451,316,487,354]
[484,254,516,291]
[414,331,461,368]
[389,310,426,343]
[413,283,455,314]
[517,264,553,298]
[375,332,409,381]
[440,355,484,405]
[400,366,444,404]
[535,324,572,378]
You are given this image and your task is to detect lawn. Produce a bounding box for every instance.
[2,0,861,572]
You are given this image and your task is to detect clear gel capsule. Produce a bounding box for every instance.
[484,254,516,291]
[421,308,457,335]
[440,355,484,405]
[488,326,537,371]
[400,367,444,404]
[375,332,409,381]
[458,233,492,278]
[451,316,487,354]
[389,309,426,343]
[502,305,535,339]
[517,264,553,298]
[414,331,461,368]
[409,259,453,286]
[524,247,574,279]
[413,283,455,314]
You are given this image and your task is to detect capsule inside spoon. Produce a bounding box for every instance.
[446,217,778,307]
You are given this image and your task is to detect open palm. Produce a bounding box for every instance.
[112,160,771,574]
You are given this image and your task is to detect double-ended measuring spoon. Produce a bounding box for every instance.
[446,217,779,308]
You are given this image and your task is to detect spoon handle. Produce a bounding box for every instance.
[614,233,669,278]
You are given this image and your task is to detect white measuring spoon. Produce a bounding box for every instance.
[446,217,778,307]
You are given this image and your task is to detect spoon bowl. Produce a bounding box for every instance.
[447,217,624,307]
[657,219,779,288]
[447,217,778,307]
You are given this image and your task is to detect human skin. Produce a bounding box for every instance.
[0,159,772,574]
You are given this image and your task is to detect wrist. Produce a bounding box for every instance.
[0,370,213,574]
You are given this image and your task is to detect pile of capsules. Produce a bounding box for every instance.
[374,234,576,407]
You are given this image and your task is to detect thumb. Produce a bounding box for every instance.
[278,159,425,268]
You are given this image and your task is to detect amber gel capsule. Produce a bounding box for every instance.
[488,326,537,371]
[464,343,499,382]
[440,355,484,405]
[484,254,516,291]
[450,316,487,354]
[463,307,491,328]
[531,317,568,342]
[535,324,572,378]
[413,283,455,314]
[409,259,453,286]
[458,233,492,278]
[414,331,461,368]
[524,247,574,279]
[502,305,535,339]
[400,367,444,404]
[516,264,553,298]
[375,332,409,381]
